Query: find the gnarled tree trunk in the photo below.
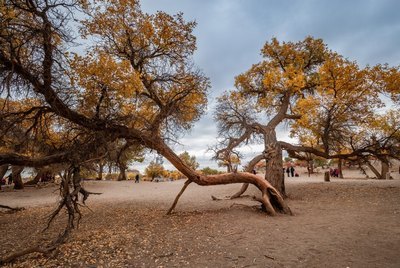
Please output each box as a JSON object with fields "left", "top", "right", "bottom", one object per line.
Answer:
{"left": 0, "top": 164, "right": 9, "bottom": 191}
{"left": 324, "top": 171, "right": 330, "bottom": 182}
{"left": 25, "top": 169, "right": 43, "bottom": 185}
{"left": 338, "top": 159, "right": 344, "bottom": 178}
{"left": 308, "top": 160, "right": 314, "bottom": 175}
{"left": 367, "top": 161, "right": 382, "bottom": 179}
{"left": 154, "top": 139, "right": 291, "bottom": 216}
{"left": 117, "top": 165, "right": 127, "bottom": 181}
{"left": 381, "top": 157, "right": 391, "bottom": 180}
{"left": 97, "top": 160, "right": 105, "bottom": 180}
{"left": 107, "top": 164, "right": 111, "bottom": 175}
{"left": 12, "top": 166, "right": 24, "bottom": 190}
{"left": 226, "top": 164, "right": 232, "bottom": 173}
{"left": 264, "top": 129, "right": 285, "bottom": 196}
{"left": 0, "top": 164, "right": 8, "bottom": 181}
{"left": 366, "top": 158, "right": 391, "bottom": 180}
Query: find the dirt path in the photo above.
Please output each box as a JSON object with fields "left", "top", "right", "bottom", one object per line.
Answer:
{"left": 1, "top": 170, "right": 400, "bottom": 267}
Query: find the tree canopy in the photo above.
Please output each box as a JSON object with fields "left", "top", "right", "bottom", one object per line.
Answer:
{"left": 179, "top": 151, "right": 199, "bottom": 171}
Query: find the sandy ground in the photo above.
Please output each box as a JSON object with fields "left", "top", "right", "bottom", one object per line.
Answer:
{"left": 1, "top": 168, "right": 400, "bottom": 267}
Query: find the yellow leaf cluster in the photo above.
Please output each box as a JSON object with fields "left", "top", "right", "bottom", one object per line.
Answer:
{"left": 71, "top": 52, "right": 144, "bottom": 118}
{"left": 235, "top": 37, "right": 328, "bottom": 114}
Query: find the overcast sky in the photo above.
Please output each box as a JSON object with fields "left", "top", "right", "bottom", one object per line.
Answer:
{"left": 135, "top": 0, "right": 400, "bottom": 172}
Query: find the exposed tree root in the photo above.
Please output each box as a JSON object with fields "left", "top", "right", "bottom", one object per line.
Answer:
{"left": 211, "top": 194, "right": 251, "bottom": 201}
{"left": 167, "top": 179, "right": 191, "bottom": 215}
{"left": 79, "top": 188, "right": 102, "bottom": 204}
{"left": 0, "top": 204, "right": 25, "bottom": 211}
{"left": 0, "top": 165, "right": 100, "bottom": 265}
{"left": 0, "top": 244, "right": 57, "bottom": 265}
{"left": 266, "top": 188, "right": 292, "bottom": 215}
{"left": 229, "top": 203, "right": 256, "bottom": 209}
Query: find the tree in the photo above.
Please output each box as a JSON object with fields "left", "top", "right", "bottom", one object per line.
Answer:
{"left": 216, "top": 37, "right": 328, "bottom": 195}
{"left": 201, "top": 167, "right": 221, "bottom": 175}
{"left": 145, "top": 161, "right": 166, "bottom": 181}
{"left": 165, "top": 170, "right": 185, "bottom": 180}
{"left": 179, "top": 151, "right": 199, "bottom": 170}
{"left": 104, "top": 140, "right": 145, "bottom": 181}
{"left": 217, "top": 154, "right": 241, "bottom": 172}
{"left": 313, "top": 157, "right": 328, "bottom": 168}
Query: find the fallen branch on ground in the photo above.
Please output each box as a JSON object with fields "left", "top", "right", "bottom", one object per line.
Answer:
{"left": 212, "top": 194, "right": 251, "bottom": 201}
{"left": 0, "top": 204, "right": 25, "bottom": 211}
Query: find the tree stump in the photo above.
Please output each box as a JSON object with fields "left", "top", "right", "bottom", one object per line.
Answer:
{"left": 324, "top": 171, "right": 330, "bottom": 182}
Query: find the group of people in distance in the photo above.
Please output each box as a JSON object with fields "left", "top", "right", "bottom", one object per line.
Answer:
{"left": 330, "top": 168, "right": 340, "bottom": 177}
{"left": 284, "top": 166, "right": 299, "bottom": 177}
{"left": 253, "top": 166, "right": 300, "bottom": 177}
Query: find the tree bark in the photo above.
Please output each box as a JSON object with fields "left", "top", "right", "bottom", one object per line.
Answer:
{"left": 365, "top": 158, "right": 391, "bottom": 180}
{"left": 25, "top": 169, "right": 43, "bottom": 185}
{"left": 226, "top": 164, "right": 232, "bottom": 173}
{"left": 264, "top": 129, "right": 285, "bottom": 196}
{"left": 0, "top": 204, "right": 25, "bottom": 211}
{"left": 0, "top": 165, "right": 8, "bottom": 179}
{"left": 309, "top": 160, "right": 314, "bottom": 174}
{"left": 307, "top": 160, "right": 314, "bottom": 177}
{"left": 324, "top": 171, "right": 330, "bottom": 182}
{"left": 107, "top": 163, "right": 112, "bottom": 175}
{"left": 97, "top": 160, "right": 105, "bottom": 180}
{"left": 12, "top": 166, "right": 24, "bottom": 190}
{"left": 117, "top": 165, "right": 127, "bottom": 181}
{"left": 380, "top": 157, "right": 391, "bottom": 180}
{"left": 338, "top": 159, "right": 344, "bottom": 178}
{"left": 0, "top": 245, "right": 56, "bottom": 265}
{"left": 367, "top": 161, "right": 382, "bottom": 179}
{"left": 0, "top": 165, "right": 8, "bottom": 188}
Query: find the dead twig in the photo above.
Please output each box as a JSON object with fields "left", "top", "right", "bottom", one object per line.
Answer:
{"left": 264, "top": 254, "right": 275, "bottom": 260}
{"left": 155, "top": 252, "right": 174, "bottom": 258}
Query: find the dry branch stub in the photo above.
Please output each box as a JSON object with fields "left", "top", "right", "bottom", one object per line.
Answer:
{"left": 324, "top": 171, "right": 330, "bottom": 182}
